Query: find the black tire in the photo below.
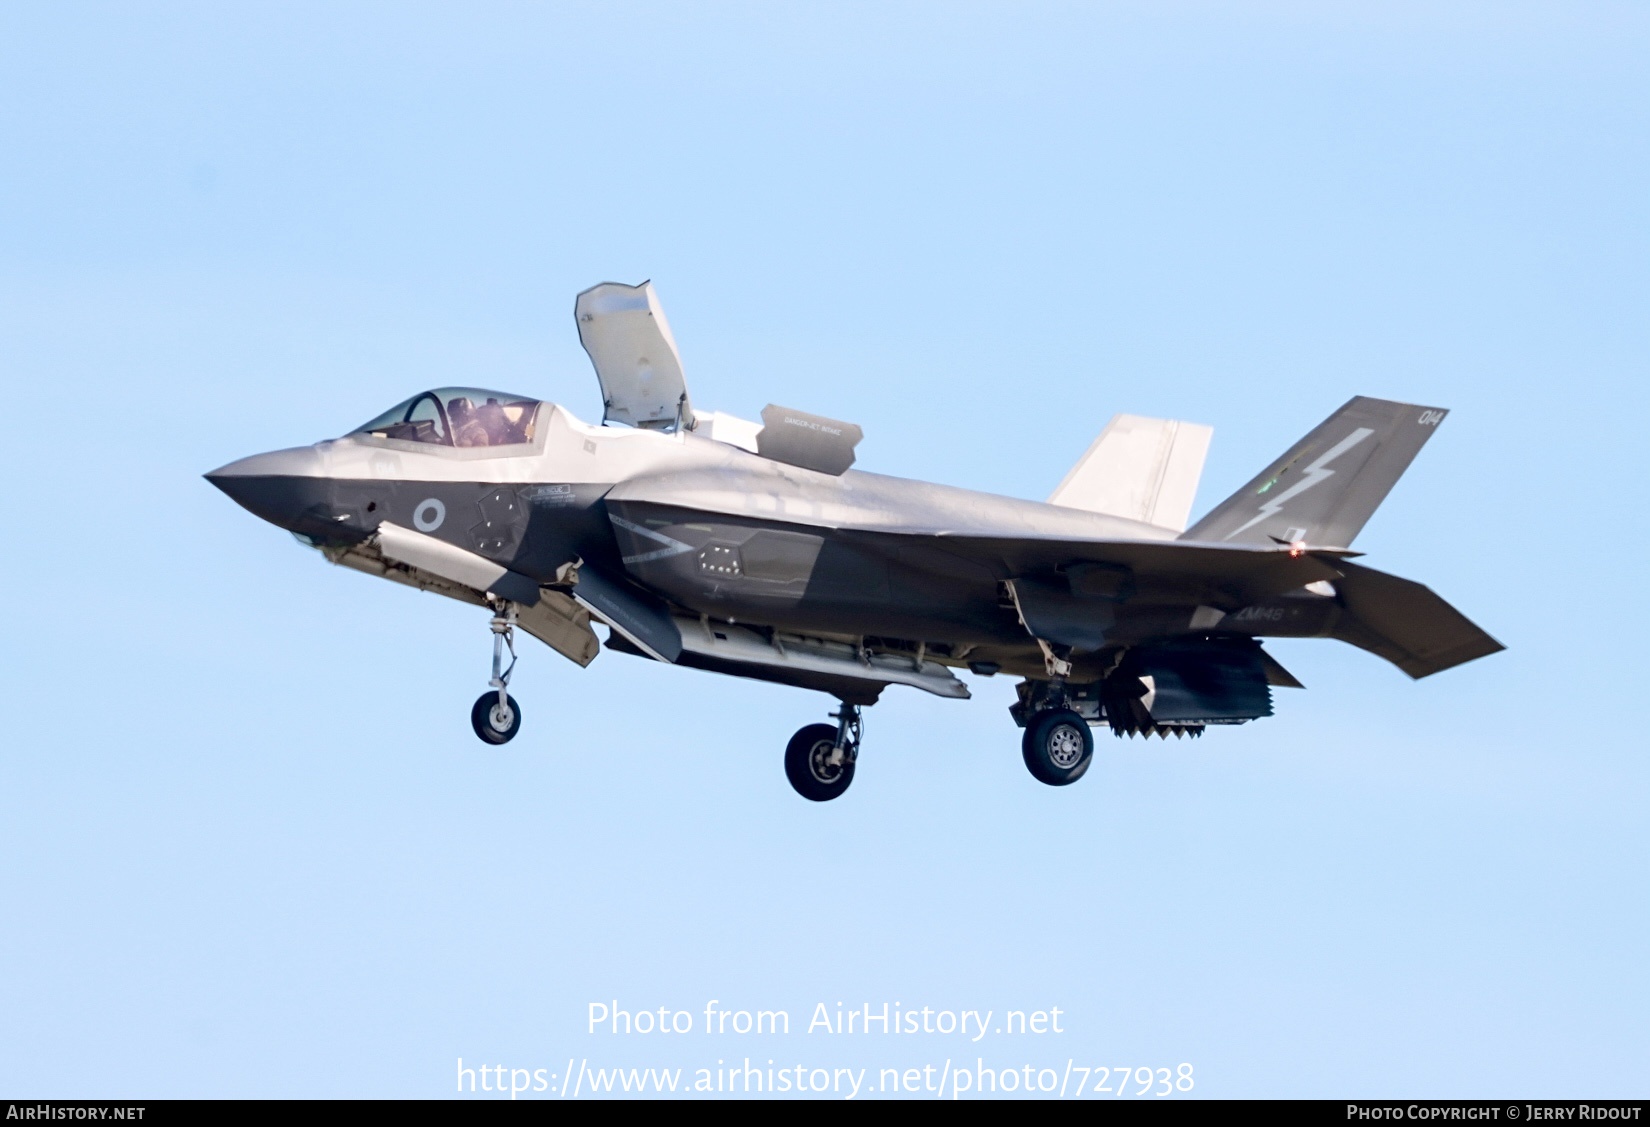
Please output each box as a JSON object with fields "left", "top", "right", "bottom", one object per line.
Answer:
{"left": 471, "top": 691, "right": 522, "bottom": 745}
{"left": 1022, "top": 709, "right": 1093, "bottom": 786}
{"left": 785, "top": 723, "right": 855, "bottom": 802}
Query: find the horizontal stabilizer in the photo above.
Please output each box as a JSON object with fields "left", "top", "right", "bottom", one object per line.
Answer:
{"left": 1049, "top": 414, "right": 1212, "bottom": 532}
{"left": 1329, "top": 560, "right": 1504, "bottom": 678}
{"left": 1184, "top": 396, "right": 1447, "bottom": 549}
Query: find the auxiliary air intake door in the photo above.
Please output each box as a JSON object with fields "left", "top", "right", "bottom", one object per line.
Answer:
{"left": 575, "top": 281, "right": 692, "bottom": 430}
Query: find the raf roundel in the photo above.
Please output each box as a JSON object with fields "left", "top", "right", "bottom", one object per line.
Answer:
{"left": 413, "top": 498, "right": 446, "bottom": 532}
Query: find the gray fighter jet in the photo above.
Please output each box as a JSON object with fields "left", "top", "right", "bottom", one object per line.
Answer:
{"left": 208, "top": 281, "right": 1502, "bottom": 801}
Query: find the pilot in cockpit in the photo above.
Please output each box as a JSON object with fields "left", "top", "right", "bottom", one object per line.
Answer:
{"left": 475, "top": 397, "right": 509, "bottom": 444}
{"left": 447, "top": 396, "right": 490, "bottom": 447}
{"left": 449, "top": 395, "right": 521, "bottom": 447}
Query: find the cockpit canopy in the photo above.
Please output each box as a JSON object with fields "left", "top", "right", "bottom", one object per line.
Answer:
{"left": 351, "top": 388, "right": 542, "bottom": 448}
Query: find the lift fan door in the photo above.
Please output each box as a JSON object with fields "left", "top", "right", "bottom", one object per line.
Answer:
{"left": 575, "top": 281, "right": 692, "bottom": 430}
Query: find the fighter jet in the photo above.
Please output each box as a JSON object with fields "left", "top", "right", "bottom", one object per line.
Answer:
{"left": 207, "top": 281, "right": 1502, "bottom": 801}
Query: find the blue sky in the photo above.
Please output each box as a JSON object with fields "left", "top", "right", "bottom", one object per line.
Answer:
{"left": 0, "top": 1, "right": 1645, "bottom": 1098}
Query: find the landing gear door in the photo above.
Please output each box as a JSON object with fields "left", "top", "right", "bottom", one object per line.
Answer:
{"left": 575, "top": 281, "right": 692, "bottom": 430}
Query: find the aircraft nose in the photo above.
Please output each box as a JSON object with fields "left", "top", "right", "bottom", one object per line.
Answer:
{"left": 205, "top": 446, "right": 346, "bottom": 537}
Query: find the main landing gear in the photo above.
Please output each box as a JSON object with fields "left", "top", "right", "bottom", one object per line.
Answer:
{"left": 785, "top": 704, "right": 862, "bottom": 802}
{"left": 471, "top": 602, "right": 523, "bottom": 745}
{"left": 1014, "top": 671, "right": 1094, "bottom": 787}
{"left": 1021, "top": 708, "right": 1093, "bottom": 786}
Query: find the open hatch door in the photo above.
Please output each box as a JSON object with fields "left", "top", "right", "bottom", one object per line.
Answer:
{"left": 575, "top": 281, "right": 692, "bottom": 430}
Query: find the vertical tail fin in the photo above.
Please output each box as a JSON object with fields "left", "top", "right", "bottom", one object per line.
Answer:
{"left": 1181, "top": 396, "right": 1447, "bottom": 548}
{"left": 1048, "top": 414, "right": 1213, "bottom": 532}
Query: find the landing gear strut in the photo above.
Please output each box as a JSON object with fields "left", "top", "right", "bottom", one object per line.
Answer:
{"left": 471, "top": 602, "right": 523, "bottom": 745}
{"left": 785, "top": 703, "right": 861, "bottom": 801}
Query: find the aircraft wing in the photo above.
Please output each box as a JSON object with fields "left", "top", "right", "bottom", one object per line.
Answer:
{"left": 609, "top": 493, "right": 1346, "bottom": 607}
{"left": 602, "top": 480, "right": 1504, "bottom": 680}
{"left": 847, "top": 534, "right": 1501, "bottom": 679}
{"left": 908, "top": 536, "right": 1499, "bottom": 677}
{"left": 842, "top": 529, "right": 1351, "bottom": 602}
{"left": 861, "top": 533, "right": 1350, "bottom": 651}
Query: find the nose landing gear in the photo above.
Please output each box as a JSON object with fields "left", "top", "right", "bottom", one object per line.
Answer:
{"left": 785, "top": 703, "right": 861, "bottom": 801}
{"left": 471, "top": 602, "right": 523, "bottom": 745}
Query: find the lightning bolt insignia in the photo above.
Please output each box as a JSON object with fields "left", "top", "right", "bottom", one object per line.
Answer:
{"left": 1225, "top": 427, "right": 1375, "bottom": 540}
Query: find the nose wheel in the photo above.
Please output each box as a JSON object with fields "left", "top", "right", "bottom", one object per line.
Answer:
{"left": 471, "top": 691, "right": 522, "bottom": 744}
{"left": 785, "top": 704, "right": 861, "bottom": 801}
{"left": 471, "top": 602, "right": 523, "bottom": 745}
